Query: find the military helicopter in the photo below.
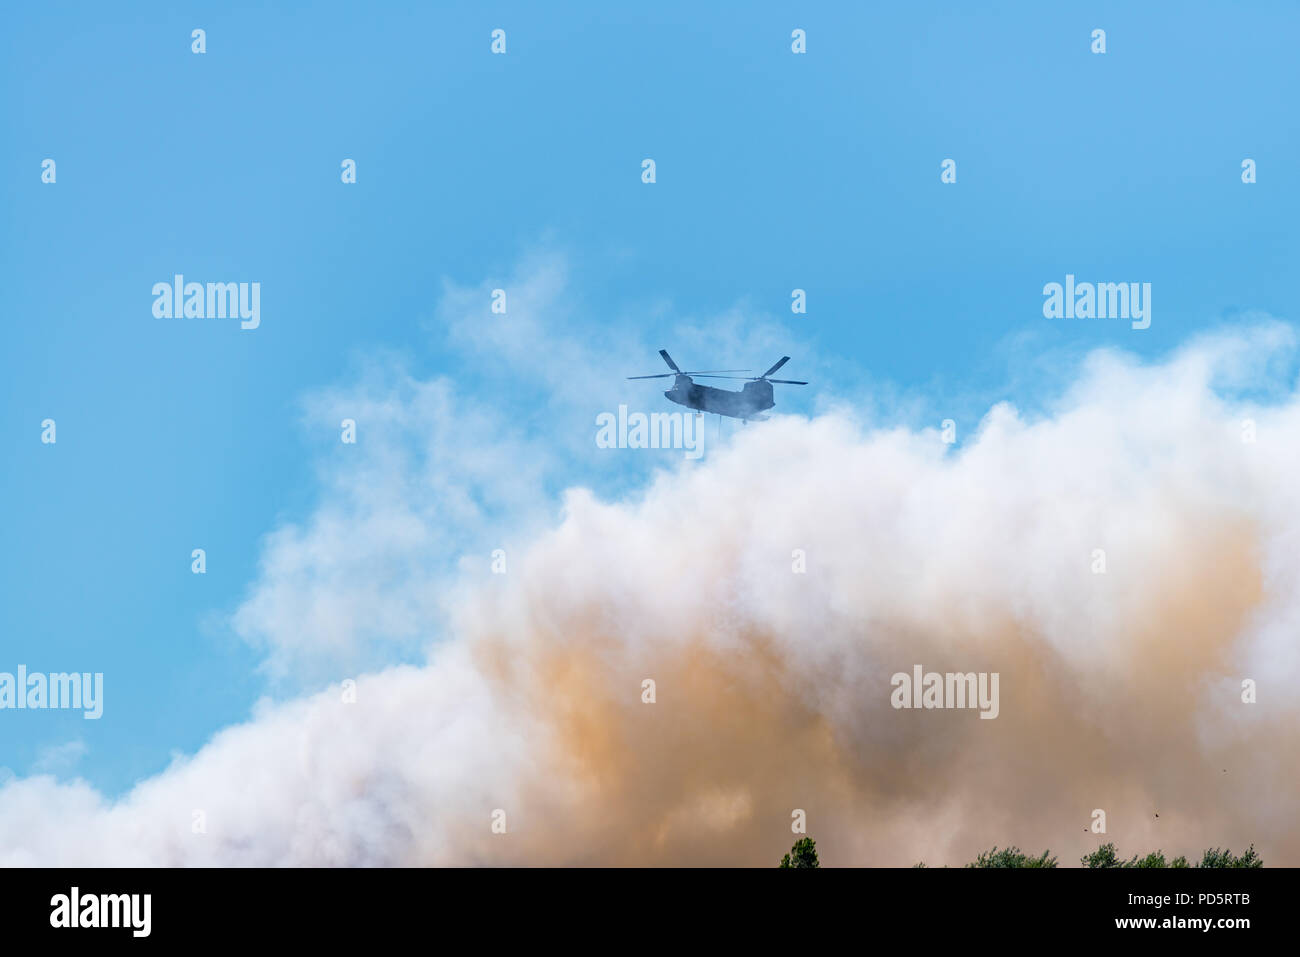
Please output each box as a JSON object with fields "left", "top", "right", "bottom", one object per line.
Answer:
{"left": 627, "top": 350, "right": 807, "bottom": 421}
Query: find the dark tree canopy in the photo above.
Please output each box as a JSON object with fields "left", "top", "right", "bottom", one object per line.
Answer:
{"left": 779, "top": 837, "right": 820, "bottom": 868}
{"left": 1197, "top": 845, "right": 1262, "bottom": 868}
{"left": 910, "top": 843, "right": 1262, "bottom": 868}
{"left": 1080, "top": 842, "right": 1260, "bottom": 868}
{"left": 967, "top": 846, "right": 1059, "bottom": 868}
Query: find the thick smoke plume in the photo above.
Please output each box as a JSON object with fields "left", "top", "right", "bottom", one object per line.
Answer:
{"left": 2, "top": 330, "right": 1298, "bottom": 866}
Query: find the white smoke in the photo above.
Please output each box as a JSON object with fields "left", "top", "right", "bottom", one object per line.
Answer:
{"left": 3, "top": 323, "right": 1298, "bottom": 866}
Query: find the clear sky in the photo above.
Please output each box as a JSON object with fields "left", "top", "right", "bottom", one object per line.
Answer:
{"left": 2, "top": 1, "right": 1297, "bottom": 795}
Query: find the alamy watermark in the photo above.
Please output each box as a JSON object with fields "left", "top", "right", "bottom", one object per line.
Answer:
{"left": 890, "top": 664, "right": 999, "bottom": 719}
{"left": 0, "top": 666, "right": 103, "bottom": 719}
{"left": 152, "top": 275, "right": 260, "bottom": 329}
{"left": 50, "top": 887, "right": 150, "bottom": 937}
{"left": 1043, "top": 274, "right": 1150, "bottom": 329}
{"left": 596, "top": 405, "right": 705, "bottom": 459}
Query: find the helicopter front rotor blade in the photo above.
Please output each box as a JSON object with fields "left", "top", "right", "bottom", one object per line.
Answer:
{"left": 766, "top": 378, "right": 807, "bottom": 385}
{"left": 760, "top": 356, "right": 791, "bottom": 378}
{"left": 658, "top": 350, "right": 682, "bottom": 373}
{"left": 627, "top": 373, "right": 675, "bottom": 379}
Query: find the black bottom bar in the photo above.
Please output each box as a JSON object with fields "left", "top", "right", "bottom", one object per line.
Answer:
{"left": 1, "top": 866, "right": 1291, "bottom": 943}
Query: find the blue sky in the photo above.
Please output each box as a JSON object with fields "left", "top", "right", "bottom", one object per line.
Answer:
{"left": 2, "top": 1, "right": 1297, "bottom": 795}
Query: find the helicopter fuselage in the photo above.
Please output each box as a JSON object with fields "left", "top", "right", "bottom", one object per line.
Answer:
{"left": 665, "top": 374, "right": 774, "bottom": 421}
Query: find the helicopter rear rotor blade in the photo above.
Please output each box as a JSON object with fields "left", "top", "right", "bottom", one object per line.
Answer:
{"left": 766, "top": 378, "right": 807, "bottom": 385}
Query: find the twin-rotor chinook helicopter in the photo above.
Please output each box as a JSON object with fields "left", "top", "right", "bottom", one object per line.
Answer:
{"left": 628, "top": 350, "right": 807, "bottom": 421}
